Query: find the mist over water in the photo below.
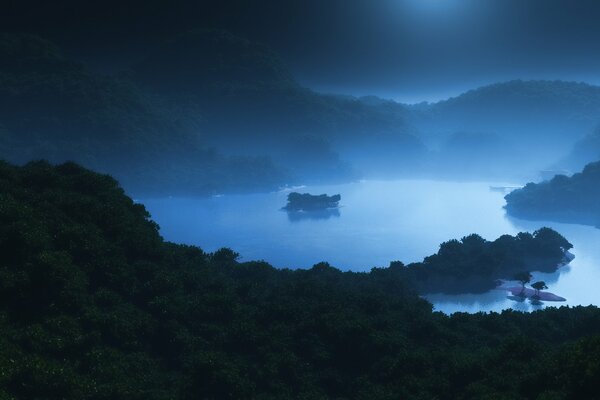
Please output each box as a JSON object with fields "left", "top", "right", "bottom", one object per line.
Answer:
{"left": 3, "top": 1, "right": 600, "bottom": 317}
{"left": 144, "top": 180, "right": 513, "bottom": 269}
{"left": 5, "top": 2, "right": 600, "bottom": 397}
{"left": 144, "top": 179, "right": 600, "bottom": 314}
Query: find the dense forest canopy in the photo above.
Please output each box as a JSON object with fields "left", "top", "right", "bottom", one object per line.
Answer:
{"left": 2, "top": 31, "right": 600, "bottom": 194}
{"left": 408, "top": 80, "right": 600, "bottom": 178}
{"left": 0, "top": 32, "right": 424, "bottom": 193}
{"left": 283, "top": 192, "right": 341, "bottom": 211}
{"left": 406, "top": 229, "right": 572, "bottom": 294}
{"left": 505, "top": 160, "right": 600, "bottom": 227}
{"left": 2, "top": 2, "right": 600, "bottom": 398}
{"left": 0, "top": 33, "right": 288, "bottom": 196}
{"left": 0, "top": 161, "right": 597, "bottom": 399}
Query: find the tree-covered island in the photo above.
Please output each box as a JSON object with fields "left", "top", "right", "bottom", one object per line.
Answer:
{"left": 283, "top": 192, "right": 341, "bottom": 211}
{"left": 403, "top": 229, "right": 573, "bottom": 294}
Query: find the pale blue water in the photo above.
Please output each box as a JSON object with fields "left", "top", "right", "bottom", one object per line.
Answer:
{"left": 142, "top": 180, "right": 600, "bottom": 314}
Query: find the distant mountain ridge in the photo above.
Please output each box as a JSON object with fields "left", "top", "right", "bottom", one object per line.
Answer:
{"left": 433, "top": 79, "right": 600, "bottom": 106}
{"left": 0, "top": 33, "right": 289, "bottom": 195}
{"left": 409, "top": 79, "right": 600, "bottom": 138}
{"left": 2, "top": 30, "right": 600, "bottom": 190}
{"left": 402, "top": 79, "right": 600, "bottom": 179}
{"left": 0, "top": 31, "right": 425, "bottom": 191}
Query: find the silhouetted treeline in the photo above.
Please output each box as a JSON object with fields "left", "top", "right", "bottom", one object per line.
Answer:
{"left": 405, "top": 229, "right": 572, "bottom": 294}
{"left": 7, "top": 30, "right": 600, "bottom": 195}
{"left": 129, "top": 29, "right": 422, "bottom": 181}
{"left": 505, "top": 160, "right": 600, "bottom": 227}
{"left": 0, "top": 32, "right": 426, "bottom": 193}
{"left": 0, "top": 160, "right": 598, "bottom": 399}
{"left": 409, "top": 80, "right": 600, "bottom": 179}
{"left": 0, "top": 33, "right": 289, "bottom": 196}
{"left": 283, "top": 192, "right": 341, "bottom": 211}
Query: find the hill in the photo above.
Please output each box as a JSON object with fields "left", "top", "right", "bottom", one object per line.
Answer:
{"left": 0, "top": 32, "right": 428, "bottom": 191}
{"left": 505, "top": 160, "right": 600, "bottom": 227}
{"left": 415, "top": 80, "right": 600, "bottom": 139}
{"left": 0, "top": 160, "right": 599, "bottom": 398}
{"left": 4, "top": 31, "right": 600, "bottom": 190}
{"left": 559, "top": 127, "right": 600, "bottom": 171}
{"left": 409, "top": 80, "right": 600, "bottom": 179}
{"left": 0, "top": 33, "right": 288, "bottom": 196}
{"left": 131, "top": 30, "right": 425, "bottom": 179}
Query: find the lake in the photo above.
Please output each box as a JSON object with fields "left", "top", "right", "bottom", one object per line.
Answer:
{"left": 142, "top": 179, "right": 600, "bottom": 314}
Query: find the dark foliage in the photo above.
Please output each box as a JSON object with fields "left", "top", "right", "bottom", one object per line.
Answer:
{"left": 0, "top": 32, "right": 426, "bottom": 192}
{"left": 408, "top": 80, "right": 600, "bottom": 179}
{"left": 413, "top": 80, "right": 600, "bottom": 136}
{"left": 0, "top": 33, "right": 288, "bottom": 196}
{"left": 131, "top": 30, "right": 422, "bottom": 182}
{"left": 283, "top": 192, "right": 341, "bottom": 211}
{"left": 0, "top": 161, "right": 598, "bottom": 399}
{"left": 406, "top": 230, "right": 572, "bottom": 294}
{"left": 505, "top": 160, "right": 600, "bottom": 227}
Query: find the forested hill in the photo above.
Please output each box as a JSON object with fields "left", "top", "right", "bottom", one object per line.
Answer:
{"left": 0, "top": 33, "right": 288, "bottom": 196}
{"left": 130, "top": 30, "right": 424, "bottom": 176}
{"left": 3, "top": 30, "right": 600, "bottom": 192}
{"left": 130, "top": 29, "right": 413, "bottom": 141}
{"left": 505, "top": 160, "right": 600, "bottom": 227}
{"left": 406, "top": 80, "right": 600, "bottom": 179}
{"left": 0, "top": 31, "right": 427, "bottom": 192}
{"left": 412, "top": 80, "right": 600, "bottom": 138}
{"left": 1, "top": 160, "right": 599, "bottom": 399}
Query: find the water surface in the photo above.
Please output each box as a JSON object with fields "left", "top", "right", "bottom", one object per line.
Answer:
{"left": 143, "top": 180, "right": 600, "bottom": 314}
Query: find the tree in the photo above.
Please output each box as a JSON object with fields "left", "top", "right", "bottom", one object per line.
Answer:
{"left": 513, "top": 271, "right": 532, "bottom": 296}
{"left": 531, "top": 281, "right": 548, "bottom": 299}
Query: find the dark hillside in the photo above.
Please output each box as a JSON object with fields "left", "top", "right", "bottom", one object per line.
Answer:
{"left": 416, "top": 80, "right": 600, "bottom": 139}
{"left": 505, "top": 160, "right": 600, "bottom": 227}
{"left": 0, "top": 161, "right": 598, "bottom": 399}
{"left": 132, "top": 30, "right": 424, "bottom": 178}
{"left": 0, "top": 32, "right": 425, "bottom": 191}
{"left": 0, "top": 34, "right": 288, "bottom": 195}
{"left": 409, "top": 80, "right": 600, "bottom": 177}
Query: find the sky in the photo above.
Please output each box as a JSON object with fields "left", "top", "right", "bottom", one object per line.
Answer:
{"left": 254, "top": 0, "right": 600, "bottom": 102}
{"left": 5, "top": 0, "right": 600, "bottom": 103}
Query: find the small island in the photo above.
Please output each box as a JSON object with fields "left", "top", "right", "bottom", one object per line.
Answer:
{"left": 283, "top": 192, "right": 341, "bottom": 211}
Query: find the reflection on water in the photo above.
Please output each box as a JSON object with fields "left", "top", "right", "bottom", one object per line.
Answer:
{"left": 143, "top": 179, "right": 600, "bottom": 314}
{"left": 431, "top": 216, "right": 600, "bottom": 314}
{"left": 506, "top": 295, "right": 527, "bottom": 303}
{"left": 427, "top": 289, "right": 548, "bottom": 314}
{"left": 286, "top": 208, "right": 340, "bottom": 222}
{"left": 535, "top": 265, "right": 570, "bottom": 285}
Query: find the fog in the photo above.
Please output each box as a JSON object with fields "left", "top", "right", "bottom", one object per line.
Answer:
{"left": 2, "top": 1, "right": 600, "bottom": 312}
{"left": 6, "top": 0, "right": 600, "bottom": 100}
{"left": 143, "top": 179, "right": 600, "bottom": 313}
{"left": 7, "top": 3, "right": 600, "bottom": 397}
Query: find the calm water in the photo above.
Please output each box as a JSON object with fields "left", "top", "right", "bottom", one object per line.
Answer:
{"left": 143, "top": 180, "right": 600, "bottom": 314}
